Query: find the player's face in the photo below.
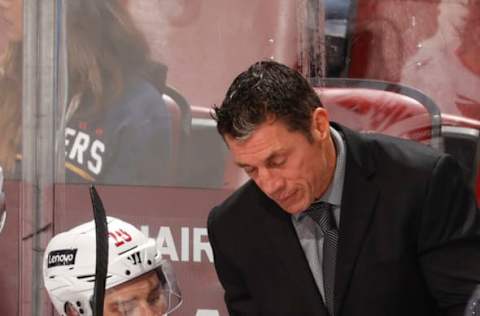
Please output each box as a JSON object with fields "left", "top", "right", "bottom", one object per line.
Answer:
{"left": 0, "top": 0, "right": 23, "bottom": 42}
{"left": 104, "top": 271, "right": 167, "bottom": 316}
{"left": 226, "top": 108, "right": 336, "bottom": 214}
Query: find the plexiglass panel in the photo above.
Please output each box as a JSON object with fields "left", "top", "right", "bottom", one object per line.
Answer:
{"left": 1, "top": 0, "right": 479, "bottom": 315}
{"left": 50, "top": 1, "right": 307, "bottom": 316}
{"left": 0, "top": 0, "right": 24, "bottom": 314}
{"left": 346, "top": 0, "right": 480, "bottom": 120}
{"left": 0, "top": 0, "right": 22, "bottom": 180}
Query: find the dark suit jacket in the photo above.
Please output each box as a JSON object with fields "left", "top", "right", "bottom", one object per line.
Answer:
{"left": 207, "top": 124, "right": 480, "bottom": 316}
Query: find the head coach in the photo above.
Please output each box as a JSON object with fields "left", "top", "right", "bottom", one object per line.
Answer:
{"left": 207, "top": 60, "right": 480, "bottom": 316}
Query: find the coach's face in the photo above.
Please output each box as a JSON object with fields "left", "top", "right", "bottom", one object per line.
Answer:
{"left": 226, "top": 108, "right": 337, "bottom": 214}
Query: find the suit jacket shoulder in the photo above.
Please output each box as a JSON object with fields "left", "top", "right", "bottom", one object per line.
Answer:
{"left": 334, "top": 122, "right": 443, "bottom": 174}
{"left": 208, "top": 179, "right": 288, "bottom": 248}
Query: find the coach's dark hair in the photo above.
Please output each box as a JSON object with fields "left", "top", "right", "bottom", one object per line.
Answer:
{"left": 212, "top": 60, "right": 322, "bottom": 141}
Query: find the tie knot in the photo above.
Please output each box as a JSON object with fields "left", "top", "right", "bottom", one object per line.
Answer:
{"left": 305, "top": 201, "right": 337, "bottom": 232}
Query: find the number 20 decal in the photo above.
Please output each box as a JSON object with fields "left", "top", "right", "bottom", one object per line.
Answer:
{"left": 108, "top": 229, "right": 132, "bottom": 247}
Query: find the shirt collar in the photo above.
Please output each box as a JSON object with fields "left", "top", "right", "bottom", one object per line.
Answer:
{"left": 318, "top": 126, "right": 345, "bottom": 206}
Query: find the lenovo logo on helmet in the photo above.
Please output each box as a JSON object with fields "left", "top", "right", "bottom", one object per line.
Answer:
{"left": 47, "top": 249, "right": 78, "bottom": 268}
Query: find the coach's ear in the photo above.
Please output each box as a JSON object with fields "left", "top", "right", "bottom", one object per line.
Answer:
{"left": 311, "top": 107, "right": 330, "bottom": 141}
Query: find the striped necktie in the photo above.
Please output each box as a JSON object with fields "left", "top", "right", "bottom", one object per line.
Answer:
{"left": 306, "top": 201, "right": 338, "bottom": 316}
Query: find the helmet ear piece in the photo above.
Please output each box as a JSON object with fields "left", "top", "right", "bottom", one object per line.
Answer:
{"left": 64, "top": 301, "right": 81, "bottom": 316}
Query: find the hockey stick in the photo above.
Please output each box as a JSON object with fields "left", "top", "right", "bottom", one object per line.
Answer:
{"left": 90, "top": 186, "right": 109, "bottom": 316}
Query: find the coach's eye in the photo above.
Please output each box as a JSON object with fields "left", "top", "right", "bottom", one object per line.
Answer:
{"left": 268, "top": 157, "right": 286, "bottom": 168}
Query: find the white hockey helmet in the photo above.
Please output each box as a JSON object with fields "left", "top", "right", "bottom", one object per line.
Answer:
{"left": 43, "top": 216, "right": 182, "bottom": 315}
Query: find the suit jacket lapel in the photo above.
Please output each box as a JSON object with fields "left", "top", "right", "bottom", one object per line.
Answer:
{"left": 261, "top": 196, "right": 329, "bottom": 315}
{"left": 333, "top": 124, "right": 380, "bottom": 316}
